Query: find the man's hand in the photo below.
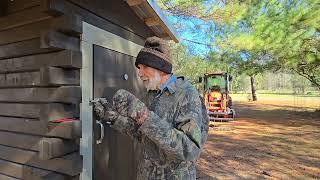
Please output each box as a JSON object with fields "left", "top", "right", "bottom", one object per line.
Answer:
{"left": 103, "top": 109, "right": 120, "bottom": 123}
{"left": 91, "top": 98, "right": 107, "bottom": 120}
{"left": 91, "top": 98, "right": 119, "bottom": 124}
{"left": 112, "top": 89, "right": 149, "bottom": 125}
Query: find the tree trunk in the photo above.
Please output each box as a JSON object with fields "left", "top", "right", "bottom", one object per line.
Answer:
{"left": 250, "top": 75, "right": 257, "bottom": 101}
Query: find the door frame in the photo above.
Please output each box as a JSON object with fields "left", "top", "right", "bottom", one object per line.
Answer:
{"left": 80, "top": 22, "right": 143, "bottom": 180}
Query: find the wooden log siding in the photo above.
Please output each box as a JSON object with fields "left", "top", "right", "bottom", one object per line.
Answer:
{"left": 68, "top": 0, "right": 154, "bottom": 37}
{"left": 41, "top": 30, "right": 80, "bottom": 52}
{"left": 0, "top": 50, "right": 82, "bottom": 73}
{"left": 0, "top": 0, "right": 101, "bottom": 179}
{"left": 0, "top": 145, "right": 82, "bottom": 176}
{"left": 0, "top": 67, "right": 80, "bottom": 88}
{"left": 0, "top": 5, "right": 51, "bottom": 32}
{"left": 42, "top": 0, "right": 146, "bottom": 45}
{"left": 0, "top": 38, "right": 59, "bottom": 60}
{"left": 7, "top": 0, "right": 41, "bottom": 15}
{"left": 0, "top": 32, "right": 80, "bottom": 60}
{"left": 0, "top": 174, "right": 19, "bottom": 180}
{"left": 0, "top": 15, "right": 82, "bottom": 45}
{"left": 0, "top": 159, "right": 72, "bottom": 180}
{"left": 0, "top": 18, "right": 52, "bottom": 46}
{"left": 38, "top": 138, "right": 79, "bottom": 160}
{"left": 0, "top": 131, "right": 42, "bottom": 151}
{"left": 0, "top": 0, "right": 157, "bottom": 178}
{"left": 0, "top": 131, "right": 79, "bottom": 159}
{"left": 0, "top": 117, "right": 81, "bottom": 139}
{"left": 0, "top": 103, "right": 79, "bottom": 121}
{"left": 40, "top": 67, "right": 80, "bottom": 86}
{"left": 0, "top": 86, "right": 81, "bottom": 104}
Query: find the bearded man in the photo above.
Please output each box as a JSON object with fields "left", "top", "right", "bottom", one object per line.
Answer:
{"left": 92, "top": 36, "right": 208, "bottom": 180}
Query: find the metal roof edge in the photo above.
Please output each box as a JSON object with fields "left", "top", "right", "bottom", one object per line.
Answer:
{"left": 145, "top": 0, "right": 179, "bottom": 43}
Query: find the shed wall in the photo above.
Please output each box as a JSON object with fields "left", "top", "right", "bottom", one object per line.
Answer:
{"left": 0, "top": 0, "right": 154, "bottom": 179}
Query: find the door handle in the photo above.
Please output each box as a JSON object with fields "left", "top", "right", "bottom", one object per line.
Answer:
{"left": 96, "top": 120, "right": 104, "bottom": 144}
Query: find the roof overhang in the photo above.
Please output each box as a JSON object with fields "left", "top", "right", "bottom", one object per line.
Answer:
{"left": 125, "top": 0, "right": 179, "bottom": 43}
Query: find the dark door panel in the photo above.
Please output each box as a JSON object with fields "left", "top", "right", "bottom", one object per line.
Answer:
{"left": 93, "top": 45, "right": 144, "bottom": 180}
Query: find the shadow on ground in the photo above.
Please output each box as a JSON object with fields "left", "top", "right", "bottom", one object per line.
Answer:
{"left": 197, "top": 101, "right": 320, "bottom": 179}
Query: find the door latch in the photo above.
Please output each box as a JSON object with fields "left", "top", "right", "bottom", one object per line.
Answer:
{"left": 96, "top": 120, "right": 104, "bottom": 144}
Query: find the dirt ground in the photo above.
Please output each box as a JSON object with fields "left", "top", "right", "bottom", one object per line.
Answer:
{"left": 196, "top": 100, "right": 320, "bottom": 179}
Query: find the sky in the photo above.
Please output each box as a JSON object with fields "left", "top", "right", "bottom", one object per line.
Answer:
{"left": 168, "top": 15, "right": 215, "bottom": 56}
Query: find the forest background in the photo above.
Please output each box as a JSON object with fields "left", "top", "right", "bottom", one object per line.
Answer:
{"left": 156, "top": 0, "right": 319, "bottom": 103}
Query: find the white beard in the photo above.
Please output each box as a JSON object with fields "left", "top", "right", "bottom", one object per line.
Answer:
{"left": 145, "top": 71, "right": 161, "bottom": 91}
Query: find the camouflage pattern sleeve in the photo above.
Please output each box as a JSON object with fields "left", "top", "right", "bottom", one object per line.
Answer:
{"left": 105, "top": 110, "right": 142, "bottom": 141}
{"left": 139, "top": 89, "right": 203, "bottom": 161}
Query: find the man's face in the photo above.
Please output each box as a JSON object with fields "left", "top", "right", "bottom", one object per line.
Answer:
{"left": 137, "top": 64, "right": 161, "bottom": 91}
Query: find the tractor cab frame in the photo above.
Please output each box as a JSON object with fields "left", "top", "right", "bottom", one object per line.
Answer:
{"left": 199, "top": 72, "right": 235, "bottom": 121}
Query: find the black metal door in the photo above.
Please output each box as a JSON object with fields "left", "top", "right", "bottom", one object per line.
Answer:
{"left": 93, "top": 45, "right": 144, "bottom": 180}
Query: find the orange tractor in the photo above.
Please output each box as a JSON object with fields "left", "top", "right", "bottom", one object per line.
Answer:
{"left": 199, "top": 72, "right": 235, "bottom": 121}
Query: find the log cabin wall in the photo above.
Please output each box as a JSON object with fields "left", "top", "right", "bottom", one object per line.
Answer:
{"left": 0, "top": 0, "right": 82, "bottom": 179}
{"left": 0, "top": 0, "right": 154, "bottom": 179}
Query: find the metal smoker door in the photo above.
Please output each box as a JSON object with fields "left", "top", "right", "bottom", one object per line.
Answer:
{"left": 93, "top": 45, "right": 144, "bottom": 180}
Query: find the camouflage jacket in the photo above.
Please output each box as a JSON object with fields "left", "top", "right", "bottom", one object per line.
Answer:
{"left": 111, "top": 76, "right": 208, "bottom": 180}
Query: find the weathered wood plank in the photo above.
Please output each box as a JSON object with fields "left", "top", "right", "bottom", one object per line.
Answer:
{"left": 39, "top": 138, "right": 78, "bottom": 160}
{"left": 0, "top": 31, "right": 79, "bottom": 60}
{"left": 43, "top": 0, "right": 146, "bottom": 45}
{"left": 0, "top": 117, "right": 81, "bottom": 139}
{"left": 40, "top": 67, "right": 80, "bottom": 86}
{"left": 52, "top": 14, "right": 83, "bottom": 36}
{"left": 0, "top": 159, "right": 25, "bottom": 179}
{"left": 40, "top": 172, "right": 68, "bottom": 180}
{"left": 0, "top": 5, "right": 51, "bottom": 31}
{"left": 7, "top": 0, "right": 41, "bottom": 14}
{"left": 0, "top": 131, "right": 40, "bottom": 151}
{"left": 127, "top": 0, "right": 144, "bottom": 6}
{"left": 47, "top": 121, "right": 81, "bottom": 139}
{"left": 0, "top": 86, "right": 81, "bottom": 104}
{"left": 0, "top": 38, "right": 59, "bottom": 60}
{"left": 40, "top": 103, "right": 79, "bottom": 122}
{"left": 0, "top": 71, "right": 42, "bottom": 88}
{"left": 0, "top": 145, "right": 82, "bottom": 176}
{"left": 0, "top": 103, "right": 41, "bottom": 118}
{"left": 0, "top": 15, "right": 82, "bottom": 45}
{"left": 0, "top": 68, "right": 80, "bottom": 88}
{"left": 0, "top": 50, "right": 82, "bottom": 73}
{"left": 0, "top": 117, "right": 46, "bottom": 134}
{"left": 0, "top": 159, "right": 69, "bottom": 180}
{"left": 145, "top": 17, "right": 160, "bottom": 26}
{"left": 0, "top": 174, "right": 19, "bottom": 180}
{"left": 40, "top": 0, "right": 65, "bottom": 16}
{"left": 41, "top": 30, "right": 80, "bottom": 52}
{"left": 0, "top": 131, "right": 79, "bottom": 159}
{"left": 0, "top": 103, "right": 79, "bottom": 122}
{"left": 0, "top": 18, "right": 52, "bottom": 46}
{"left": 68, "top": 0, "right": 154, "bottom": 40}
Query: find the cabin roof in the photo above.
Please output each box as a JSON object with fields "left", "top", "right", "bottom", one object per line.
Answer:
{"left": 125, "top": 0, "right": 179, "bottom": 42}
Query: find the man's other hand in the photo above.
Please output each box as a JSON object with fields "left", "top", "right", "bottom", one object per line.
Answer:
{"left": 112, "top": 89, "right": 149, "bottom": 125}
{"left": 91, "top": 98, "right": 105, "bottom": 120}
{"left": 91, "top": 98, "right": 121, "bottom": 124}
